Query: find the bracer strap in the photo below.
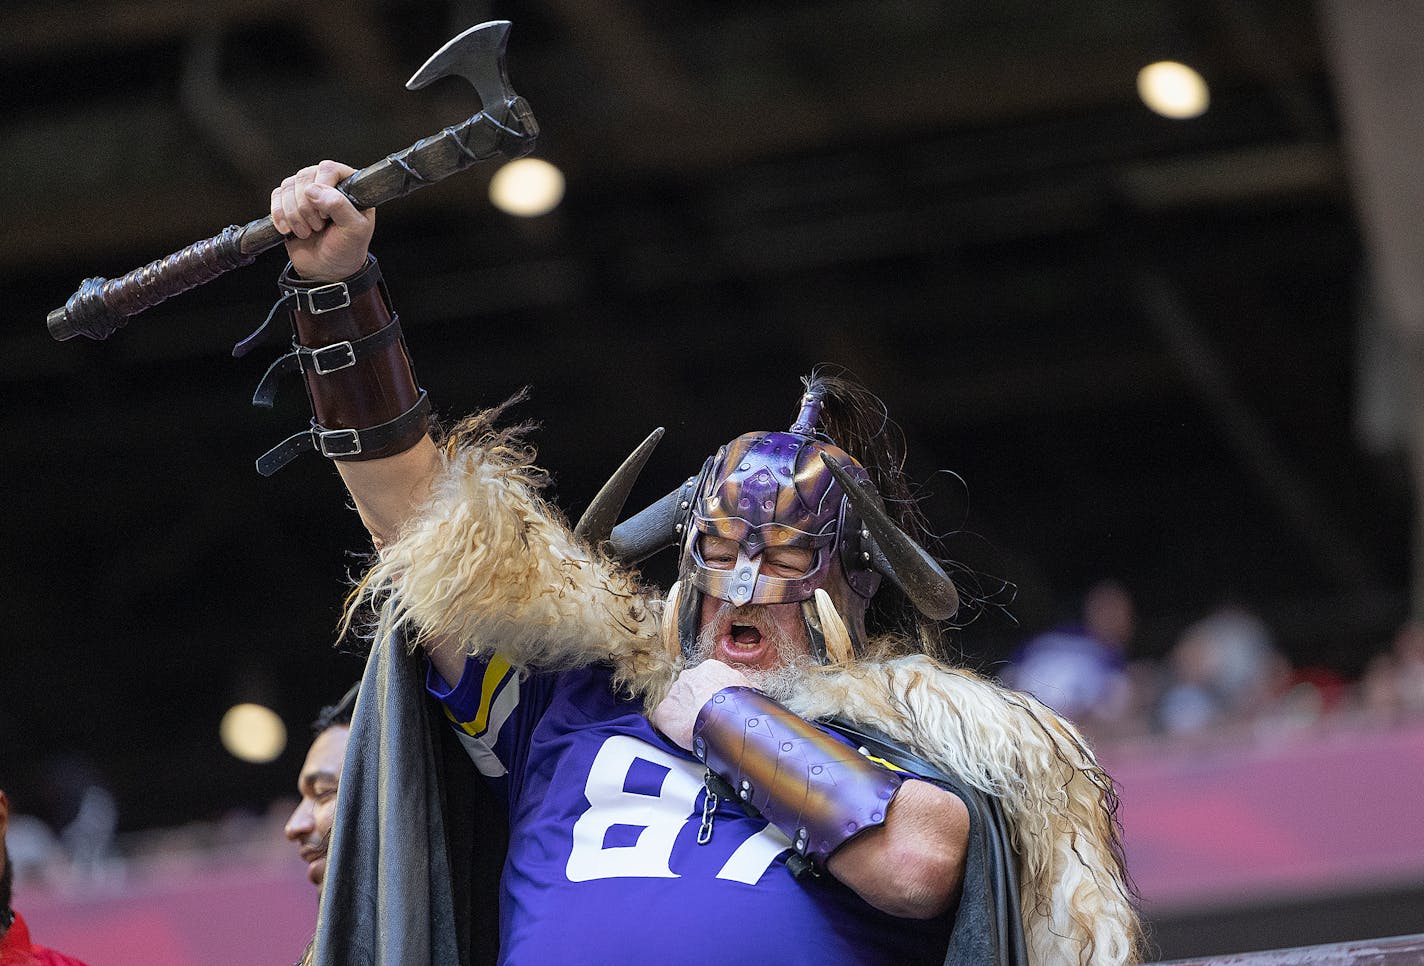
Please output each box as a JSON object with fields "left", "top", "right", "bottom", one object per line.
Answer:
{"left": 250, "top": 316, "right": 407, "bottom": 408}
{"left": 692, "top": 686, "right": 904, "bottom": 874}
{"left": 232, "top": 256, "right": 388, "bottom": 358}
{"left": 256, "top": 390, "right": 431, "bottom": 476}
{"left": 244, "top": 254, "right": 430, "bottom": 474}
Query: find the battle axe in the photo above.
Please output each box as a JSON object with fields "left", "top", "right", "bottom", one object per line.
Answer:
{"left": 47, "top": 20, "right": 537, "bottom": 342}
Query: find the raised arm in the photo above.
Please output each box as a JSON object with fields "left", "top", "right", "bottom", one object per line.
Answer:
{"left": 266, "top": 160, "right": 662, "bottom": 691}
{"left": 267, "top": 159, "right": 442, "bottom": 535}
{"left": 269, "top": 160, "right": 457, "bottom": 680}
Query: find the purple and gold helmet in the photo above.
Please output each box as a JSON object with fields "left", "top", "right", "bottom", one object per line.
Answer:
{"left": 575, "top": 385, "right": 958, "bottom": 662}
{"left": 682, "top": 430, "right": 880, "bottom": 608}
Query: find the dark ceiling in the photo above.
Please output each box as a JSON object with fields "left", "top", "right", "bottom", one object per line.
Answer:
{"left": 2, "top": 0, "right": 1406, "bottom": 831}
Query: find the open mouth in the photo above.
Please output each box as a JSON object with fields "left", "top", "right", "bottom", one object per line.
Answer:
{"left": 716, "top": 619, "right": 772, "bottom": 666}
{"left": 730, "top": 624, "right": 763, "bottom": 647}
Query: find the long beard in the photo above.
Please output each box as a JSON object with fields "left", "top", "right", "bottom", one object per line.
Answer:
{"left": 688, "top": 601, "right": 816, "bottom": 703}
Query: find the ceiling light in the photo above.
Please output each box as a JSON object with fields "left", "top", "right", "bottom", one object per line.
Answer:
{"left": 220, "top": 703, "right": 287, "bottom": 764}
{"left": 489, "top": 158, "right": 565, "bottom": 217}
{"left": 1137, "top": 61, "right": 1210, "bottom": 120}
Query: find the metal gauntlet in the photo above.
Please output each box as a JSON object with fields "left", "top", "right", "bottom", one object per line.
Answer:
{"left": 692, "top": 686, "right": 903, "bottom": 870}
{"left": 236, "top": 254, "right": 431, "bottom": 475}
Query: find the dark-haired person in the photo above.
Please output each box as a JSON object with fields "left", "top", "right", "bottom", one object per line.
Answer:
{"left": 257, "top": 161, "right": 1142, "bottom": 965}
{"left": 0, "top": 790, "right": 88, "bottom": 966}
{"left": 285, "top": 684, "right": 358, "bottom": 889}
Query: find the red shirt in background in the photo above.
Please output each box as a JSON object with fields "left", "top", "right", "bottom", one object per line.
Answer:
{"left": 0, "top": 912, "right": 89, "bottom": 966}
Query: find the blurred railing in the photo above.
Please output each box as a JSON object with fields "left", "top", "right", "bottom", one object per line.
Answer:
{"left": 1155, "top": 933, "right": 1424, "bottom": 964}
{"left": 1103, "top": 718, "right": 1424, "bottom": 911}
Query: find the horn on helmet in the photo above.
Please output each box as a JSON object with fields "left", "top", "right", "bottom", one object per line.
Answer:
{"left": 573, "top": 428, "right": 664, "bottom": 548}
{"left": 820, "top": 453, "right": 959, "bottom": 621}
{"left": 606, "top": 484, "right": 693, "bottom": 563}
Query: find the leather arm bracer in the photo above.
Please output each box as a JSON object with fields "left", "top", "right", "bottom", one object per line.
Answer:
{"left": 692, "top": 686, "right": 904, "bottom": 870}
{"left": 243, "top": 255, "right": 430, "bottom": 475}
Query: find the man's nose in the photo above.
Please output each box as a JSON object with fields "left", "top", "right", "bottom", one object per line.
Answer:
{"left": 285, "top": 799, "right": 314, "bottom": 840}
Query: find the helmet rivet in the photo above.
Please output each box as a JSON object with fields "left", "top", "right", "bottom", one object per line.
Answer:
{"left": 861, "top": 551, "right": 871, "bottom": 562}
{"left": 680, "top": 500, "right": 690, "bottom": 510}
{"left": 739, "top": 462, "right": 751, "bottom": 471}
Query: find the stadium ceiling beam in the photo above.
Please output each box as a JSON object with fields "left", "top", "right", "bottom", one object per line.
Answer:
{"left": 1322, "top": 0, "right": 1424, "bottom": 617}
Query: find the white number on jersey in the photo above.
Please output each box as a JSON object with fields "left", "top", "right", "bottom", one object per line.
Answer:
{"left": 565, "top": 735, "right": 791, "bottom": 883}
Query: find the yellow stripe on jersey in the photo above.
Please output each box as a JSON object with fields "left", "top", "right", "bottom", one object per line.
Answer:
{"left": 443, "top": 655, "right": 515, "bottom": 738}
{"left": 859, "top": 750, "right": 909, "bottom": 773}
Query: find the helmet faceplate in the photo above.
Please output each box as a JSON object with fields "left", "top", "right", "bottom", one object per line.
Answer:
{"left": 682, "top": 431, "right": 882, "bottom": 606}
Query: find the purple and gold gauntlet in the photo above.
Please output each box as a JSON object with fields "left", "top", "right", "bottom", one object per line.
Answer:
{"left": 693, "top": 686, "right": 903, "bottom": 869}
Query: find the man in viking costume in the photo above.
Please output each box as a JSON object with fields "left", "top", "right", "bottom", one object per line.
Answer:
{"left": 260, "top": 161, "right": 1142, "bottom": 965}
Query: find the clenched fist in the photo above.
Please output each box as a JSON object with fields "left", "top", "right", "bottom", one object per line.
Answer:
{"left": 650, "top": 660, "right": 755, "bottom": 751}
{"left": 270, "top": 160, "right": 375, "bottom": 281}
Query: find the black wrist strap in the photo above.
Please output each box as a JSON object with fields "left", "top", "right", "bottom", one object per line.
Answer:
{"left": 231, "top": 255, "right": 385, "bottom": 359}
{"left": 255, "top": 390, "right": 431, "bottom": 477}
{"left": 250, "top": 315, "right": 406, "bottom": 408}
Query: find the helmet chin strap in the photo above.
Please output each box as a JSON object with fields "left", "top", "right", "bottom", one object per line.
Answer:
{"left": 799, "top": 598, "right": 830, "bottom": 665}
{"left": 674, "top": 577, "right": 703, "bottom": 662}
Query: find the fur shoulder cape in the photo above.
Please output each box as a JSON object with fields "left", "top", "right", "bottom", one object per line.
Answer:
{"left": 350, "top": 411, "right": 1142, "bottom": 966}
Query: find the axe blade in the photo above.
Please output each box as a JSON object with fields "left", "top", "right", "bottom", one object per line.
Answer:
{"left": 406, "top": 20, "right": 513, "bottom": 116}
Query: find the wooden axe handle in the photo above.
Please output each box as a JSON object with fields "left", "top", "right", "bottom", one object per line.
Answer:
{"left": 47, "top": 97, "right": 537, "bottom": 342}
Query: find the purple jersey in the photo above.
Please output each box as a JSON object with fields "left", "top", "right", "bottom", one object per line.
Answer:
{"left": 428, "top": 658, "right": 952, "bottom": 965}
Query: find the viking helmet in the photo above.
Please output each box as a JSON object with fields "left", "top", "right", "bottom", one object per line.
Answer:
{"left": 575, "top": 383, "right": 957, "bottom": 663}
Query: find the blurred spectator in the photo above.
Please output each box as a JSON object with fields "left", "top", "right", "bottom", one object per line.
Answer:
{"left": 1156, "top": 605, "right": 1289, "bottom": 736}
{"left": 37, "top": 756, "right": 117, "bottom": 885}
{"left": 1259, "top": 663, "right": 1351, "bottom": 734}
{"left": 1, "top": 815, "right": 58, "bottom": 891}
{"left": 1391, "top": 620, "right": 1424, "bottom": 712}
{"left": 1359, "top": 652, "right": 1402, "bottom": 720}
{"left": 0, "top": 788, "right": 90, "bottom": 965}
{"left": 1358, "top": 619, "right": 1424, "bottom": 722}
{"left": 1005, "top": 580, "right": 1135, "bottom": 733}
{"left": 285, "top": 684, "right": 358, "bottom": 890}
